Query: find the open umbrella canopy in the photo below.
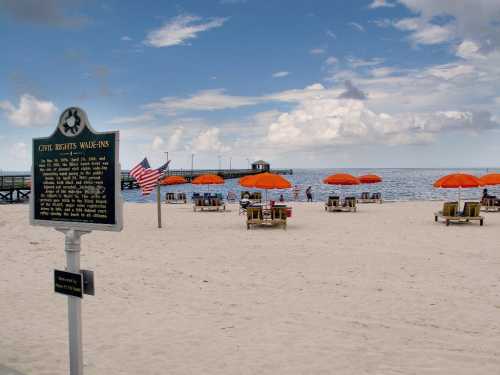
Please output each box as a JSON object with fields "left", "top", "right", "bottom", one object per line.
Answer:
{"left": 359, "top": 174, "right": 382, "bottom": 184}
{"left": 240, "top": 172, "right": 291, "bottom": 189}
{"left": 479, "top": 173, "right": 500, "bottom": 186}
{"left": 239, "top": 174, "right": 257, "bottom": 187}
{"left": 323, "top": 173, "right": 361, "bottom": 185}
{"left": 192, "top": 174, "right": 224, "bottom": 185}
{"left": 160, "top": 175, "right": 188, "bottom": 185}
{"left": 433, "top": 173, "right": 483, "bottom": 188}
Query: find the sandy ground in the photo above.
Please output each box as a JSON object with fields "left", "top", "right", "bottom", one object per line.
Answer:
{"left": 1, "top": 201, "right": 500, "bottom": 375}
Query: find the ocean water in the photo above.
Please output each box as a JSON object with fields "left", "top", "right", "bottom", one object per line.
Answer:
{"left": 121, "top": 168, "right": 497, "bottom": 203}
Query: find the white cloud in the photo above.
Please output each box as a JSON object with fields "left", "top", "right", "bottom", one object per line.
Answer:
{"left": 394, "top": 17, "right": 455, "bottom": 45}
{"left": 391, "top": 1, "right": 500, "bottom": 49}
{"left": 166, "top": 127, "right": 184, "bottom": 151}
{"left": 456, "top": 39, "right": 484, "bottom": 60}
{"left": 151, "top": 136, "right": 164, "bottom": 151}
{"left": 325, "top": 56, "right": 338, "bottom": 65}
{"left": 144, "top": 15, "right": 227, "bottom": 48}
{"left": 348, "top": 22, "right": 365, "bottom": 32}
{"left": 326, "top": 29, "right": 336, "bottom": 39}
{"left": 272, "top": 71, "right": 290, "bottom": 78}
{"left": 411, "top": 24, "right": 455, "bottom": 45}
{"left": 425, "top": 63, "right": 475, "bottom": 80}
{"left": 121, "top": 36, "right": 132, "bottom": 41}
{"left": 369, "top": 0, "right": 396, "bottom": 9}
{"left": 9, "top": 142, "right": 28, "bottom": 161}
{"left": 144, "top": 89, "right": 259, "bottom": 114}
{"left": 107, "top": 113, "right": 154, "bottom": 125}
{"left": 346, "top": 57, "right": 384, "bottom": 68}
{"left": 0, "top": 94, "right": 58, "bottom": 127}
{"left": 191, "top": 128, "right": 229, "bottom": 152}
{"left": 370, "top": 67, "right": 397, "bottom": 77}
{"left": 265, "top": 97, "right": 498, "bottom": 150}
{"left": 309, "top": 48, "right": 325, "bottom": 54}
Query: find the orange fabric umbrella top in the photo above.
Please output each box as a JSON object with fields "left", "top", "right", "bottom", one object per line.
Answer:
{"left": 239, "top": 174, "right": 257, "bottom": 187}
{"left": 323, "top": 173, "right": 361, "bottom": 185}
{"left": 479, "top": 173, "right": 500, "bottom": 186}
{"left": 359, "top": 174, "right": 382, "bottom": 184}
{"left": 160, "top": 175, "right": 188, "bottom": 185}
{"left": 192, "top": 174, "right": 224, "bottom": 185}
{"left": 433, "top": 173, "right": 483, "bottom": 188}
{"left": 239, "top": 172, "right": 291, "bottom": 189}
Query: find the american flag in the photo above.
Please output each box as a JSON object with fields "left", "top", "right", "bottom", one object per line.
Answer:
{"left": 130, "top": 158, "right": 170, "bottom": 196}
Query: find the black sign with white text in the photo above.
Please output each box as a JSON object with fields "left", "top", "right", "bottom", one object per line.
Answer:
{"left": 54, "top": 269, "right": 83, "bottom": 298}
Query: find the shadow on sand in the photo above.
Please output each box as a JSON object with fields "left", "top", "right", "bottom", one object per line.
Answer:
{"left": 0, "top": 365, "right": 26, "bottom": 375}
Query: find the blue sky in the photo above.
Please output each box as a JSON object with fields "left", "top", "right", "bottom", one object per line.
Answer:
{"left": 1, "top": 0, "right": 500, "bottom": 170}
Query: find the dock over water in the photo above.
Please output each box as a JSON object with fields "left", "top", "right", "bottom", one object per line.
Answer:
{"left": 0, "top": 168, "right": 293, "bottom": 203}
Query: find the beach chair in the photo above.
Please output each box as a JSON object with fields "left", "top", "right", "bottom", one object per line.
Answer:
{"left": 246, "top": 207, "right": 263, "bottom": 229}
{"left": 166, "top": 192, "right": 187, "bottom": 204}
{"left": 371, "top": 193, "right": 382, "bottom": 203}
{"left": 358, "top": 192, "right": 370, "bottom": 202}
{"left": 435, "top": 201, "right": 483, "bottom": 226}
{"left": 325, "top": 196, "right": 340, "bottom": 211}
{"left": 343, "top": 197, "right": 357, "bottom": 212}
{"left": 178, "top": 193, "right": 187, "bottom": 203}
{"left": 358, "top": 192, "right": 382, "bottom": 204}
{"left": 271, "top": 206, "right": 287, "bottom": 229}
{"left": 481, "top": 197, "right": 500, "bottom": 212}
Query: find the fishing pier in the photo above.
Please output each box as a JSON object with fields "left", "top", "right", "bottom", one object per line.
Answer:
{"left": 0, "top": 161, "right": 293, "bottom": 202}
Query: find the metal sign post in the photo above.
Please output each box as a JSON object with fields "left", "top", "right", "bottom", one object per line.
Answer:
{"left": 56, "top": 228, "right": 90, "bottom": 375}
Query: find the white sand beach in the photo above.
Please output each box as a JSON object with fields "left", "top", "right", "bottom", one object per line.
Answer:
{"left": 1, "top": 201, "right": 500, "bottom": 375}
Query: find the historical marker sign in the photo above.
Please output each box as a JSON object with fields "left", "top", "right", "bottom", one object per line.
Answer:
{"left": 54, "top": 269, "right": 84, "bottom": 298}
{"left": 30, "top": 107, "right": 122, "bottom": 231}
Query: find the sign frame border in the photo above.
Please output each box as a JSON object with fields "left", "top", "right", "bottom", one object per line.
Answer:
{"left": 30, "top": 107, "right": 123, "bottom": 232}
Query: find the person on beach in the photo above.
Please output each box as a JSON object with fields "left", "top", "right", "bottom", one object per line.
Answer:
{"left": 279, "top": 194, "right": 285, "bottom": 202}
{"left": 293, "top": 185, "right": 300, "bottom": 201}
{"left": 227, "top": 190, "right": 236, "bottom": 202}
{"left": 306, "top": 186, "right": 313, "bottom": 202}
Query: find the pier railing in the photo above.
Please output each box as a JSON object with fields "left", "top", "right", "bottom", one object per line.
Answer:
{"left": 0, "top": 168, "right": 293, "bottom": 200}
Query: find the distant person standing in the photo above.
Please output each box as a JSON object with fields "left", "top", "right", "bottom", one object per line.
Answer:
{"left": 306, "top": 186, "right": 313, "bottom": 202}
{"left": 293, "top": 185, "right": 300, "bottom": 201}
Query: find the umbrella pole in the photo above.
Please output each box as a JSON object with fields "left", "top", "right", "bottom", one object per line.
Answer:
{"left": 458, "top": 187, "right": 461, "bottom": 213}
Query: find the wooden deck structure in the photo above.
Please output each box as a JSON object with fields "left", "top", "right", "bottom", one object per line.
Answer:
{"left": 0, "top": 168, "right": 293, "bottom": 202}
{"left": 0, "top": 175, "right": 31, "bottom": 203}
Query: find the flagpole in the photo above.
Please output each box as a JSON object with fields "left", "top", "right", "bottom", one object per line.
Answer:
{"left": 157, "top": 182, "right": 162, "bottom": 228}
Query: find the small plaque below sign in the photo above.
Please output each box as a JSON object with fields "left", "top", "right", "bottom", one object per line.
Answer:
{"left": 54, "top": 269, "right": 83, "bottom": 298}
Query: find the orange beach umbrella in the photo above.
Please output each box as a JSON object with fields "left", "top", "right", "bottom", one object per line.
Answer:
{"left": 239, "top": 174, "right": 257, "bottom": 187}
{"left": 323, "top": 173, "right": 361, "bottom": 185}
{"left": 160, "top": 175, "right": 188, "bottom": 185}
{"left": 479, "top": 173, "right": 500, "bottom": 186}
{"left": 433, "top": 173, "right": 483, "bottom": 208}
{"left": 240, "top": 172, "right": 291, "bottom": 189}
{"left": 433, "top": 173, "right": 482, "bottom": 189}
{"left": 192, "top": 174, "right": 224, "bottom": 185}
{"left": 359, "top": 174, "right": 382, "bottom": 184}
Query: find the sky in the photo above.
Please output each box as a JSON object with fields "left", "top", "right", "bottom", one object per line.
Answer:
{"left": 1, "top": 0, "right": 500, "bottom": 171}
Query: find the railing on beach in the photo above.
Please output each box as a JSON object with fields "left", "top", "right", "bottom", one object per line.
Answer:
{"left": 0, "top": 175, "right": 31, "bottom": 203}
